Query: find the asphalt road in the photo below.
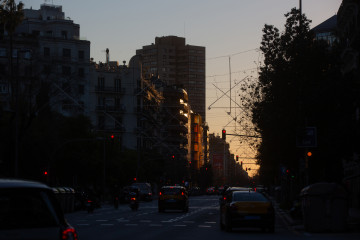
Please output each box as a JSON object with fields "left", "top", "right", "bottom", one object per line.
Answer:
{"left": 65, "top": 195, "right": 360, "bottom": 240}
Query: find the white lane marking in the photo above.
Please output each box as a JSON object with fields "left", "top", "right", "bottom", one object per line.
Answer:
{"left": 199, "top": 225, "right": 212, "bottom": 228}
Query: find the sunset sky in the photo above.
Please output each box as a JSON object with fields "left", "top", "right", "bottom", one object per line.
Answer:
{"left": 19, "top": 0, "right": 342, "bottom": 175}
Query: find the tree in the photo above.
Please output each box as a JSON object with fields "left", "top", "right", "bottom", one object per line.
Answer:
{"left": 0, "top": 0, "right": 24, "bottom": 100}
{"left": 251, "top": 8, "right": 343, "bottom": 185}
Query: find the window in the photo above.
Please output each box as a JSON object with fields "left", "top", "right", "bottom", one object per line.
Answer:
{"left": 61, "top": 31, "right": 68, "bottom": 39}
{"left": 78, "top": 68, "right": 84, "bottom": 77}
{"left": 114, "top": 78, "right": 121, "bottom": 91}
{"left": 45, "top": 31, "right": 52, "bottom": 37}
{"left": 44, "top": 47, "right": 50, "bottom": 57}
{"left": 78, "top": 84, "right": 84, "bottom": 95}
{"left": 43, "top": 65, "right": 51, "bottom": 74}
{"left": 63, "top": 48, "right": 71, "bottom": 58}
{"left": 98, "top": 116, "right": 105, "bottom": 130}
{"left": 62, "top": 66, "right": 71, "bottom": 76}
{"left": 78, "top": 50, "right": 84, "bottom": 59}
{"left": 32, "top": 30, "right": 40, "bottom": 36}
{"left": 0, "top": 48, "right": 6, "bottom": 57}
{"left": 98, "top": 77, "right": 104, "bottom": 90}
{"left": 0, "top": 190, "right": 60, "bottom": 229}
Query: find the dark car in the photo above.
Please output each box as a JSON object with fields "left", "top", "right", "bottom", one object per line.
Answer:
{"left": 131, "top": 183, "right": 153, "bottom": 201}
{"left": 158, "top": 186, "right": 189, "bottom": 212}
{"left": 220, "top": 190, "right": 275, "bottom": 232}
{"left": 219, "top": 186, "right": 252, "bottom": 206}
{"left": 0, "top": 178, "right": 78, "bottom": 240}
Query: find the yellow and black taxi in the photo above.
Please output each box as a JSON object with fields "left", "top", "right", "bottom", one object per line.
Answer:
{"left": 158, "top": 186, "right": 189, "bottom": 212}
{"left": 220, "top": 190, "right": 275, "bottom": 232}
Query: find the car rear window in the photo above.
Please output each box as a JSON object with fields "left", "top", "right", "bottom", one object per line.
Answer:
{"left": 0, "top": 189, "right": 60, "bottom": 230}
{"left": 162, "top": 188, "right": 182, "bottom": 195}
{"left": 233, "top": 192, "right": 268, "bottom": 202}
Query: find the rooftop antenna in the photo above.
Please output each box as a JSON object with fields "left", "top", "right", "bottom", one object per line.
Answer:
{"left": 106, "top": 48, "right": 110, "bottom": 69}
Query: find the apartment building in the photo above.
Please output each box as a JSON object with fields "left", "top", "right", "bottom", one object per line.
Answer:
{"left": 2, "top": 3, "right": 91, "bottom": 116}
{"left": 136, "top": 36, "right": 206, "bottom": 121}
{"left": 90, "top": 54, "right": 163, "bottom": 150}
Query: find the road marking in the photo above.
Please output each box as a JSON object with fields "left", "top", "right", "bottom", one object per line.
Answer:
{"left": 125, "top": 224, "right": 138, "bottom": 226}
{"left": 199, "top": 225, "right": 212, "bottom": 228}
{"left": 205, "top": 221, "right": 216, "bottom": 224}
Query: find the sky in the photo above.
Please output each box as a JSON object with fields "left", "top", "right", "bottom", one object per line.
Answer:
{"left": 19, "top": 0, "right": 342, "bottom": 175}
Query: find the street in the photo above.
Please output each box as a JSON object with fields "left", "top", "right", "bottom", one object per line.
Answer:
{"left": 65, "top": 195, "right": 360, "bottom": 240}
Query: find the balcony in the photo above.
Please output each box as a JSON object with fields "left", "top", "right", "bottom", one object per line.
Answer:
{"left": 95, "top": 86, "right": 125, "bottom": 95}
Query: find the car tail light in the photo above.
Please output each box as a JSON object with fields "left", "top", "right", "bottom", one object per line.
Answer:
{"left": 159, "top": 192, "right": 162, "bottom": 196}
{"left": 131, "top": 197, "right": 136, "bottom": 201}
{"left": 181, "top": 192, "right": 184, "bottom": 196}
{"left": 61, "top": 227, "right": 78, "bottom": 240}
{"left": 223, "top": 196, "right": 227, "bottom": 201}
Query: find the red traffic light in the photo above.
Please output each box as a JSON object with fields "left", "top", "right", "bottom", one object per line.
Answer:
{"left": 44, "top": 171, "right": 48, "bottom": 175}
{"left": 111, "top": 134, "right": 115, "bottom": 139}
{"left": 307, "top": 151, "right": 312, "bottom": 157}
{"left": 222, "top": 129, "right": 226, "bottom": 140}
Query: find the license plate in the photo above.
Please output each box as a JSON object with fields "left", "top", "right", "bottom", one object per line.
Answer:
{"left": 244, "top": 216, "right": 260, "bottom": 220}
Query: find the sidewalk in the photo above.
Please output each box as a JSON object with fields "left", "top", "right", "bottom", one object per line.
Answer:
{"left": 267, "top": 193, "right": 360, "bottom": 233}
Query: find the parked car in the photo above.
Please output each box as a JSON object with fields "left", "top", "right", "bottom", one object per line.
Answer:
{"left": 206, "top": 186, "right": 216, "bottom": 195}
{"left": 0, "top": 178, "right": 78, "bottom": 240}
{"left": 220, "top": 190, "right": 275, "bottom": 232}
{"left": 158, "top": 186, "right": 189, "bottom": 212}
{"left": 131, "top": 182, "right": 153, "bottom": 201}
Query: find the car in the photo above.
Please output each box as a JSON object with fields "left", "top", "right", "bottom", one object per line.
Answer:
{"left": 219, "top": 186, "right": 252, "bottom": 206}
{"left": 0, "top": 178, "right": 78, "bottom": 240}
{"left": 131, "top": 183, "right": 153, "bottom": 201}
{"left": 158, "top": 186, "right": 189, "bottom": 212}
{"left": 206, "top": 186, "right": 216, "bottom": 195}
{"left": 220, "top": 190, "right": 275, "bottom": 232}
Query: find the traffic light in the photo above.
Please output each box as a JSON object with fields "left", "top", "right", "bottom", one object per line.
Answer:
{"left": 307, "top": 151, "right": 312, "bottom": 157}
{"left": 43, "top": 170, "right": 48, "bottom": 176}
{"left": 236, "top": 155, "right": 239, "bottom": 161}
{"left": 110, "top": 134, "right": 115, "bottom": 144}
{"left": 222, "top": 129, "right": 226, "bottom": 140}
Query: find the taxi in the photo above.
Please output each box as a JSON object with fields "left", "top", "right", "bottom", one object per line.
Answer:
{"left": 220, "top": 190, "right": 275, "bottom": 232}
{"left": 158, "top": 186, "right": 189, "bottom": 212}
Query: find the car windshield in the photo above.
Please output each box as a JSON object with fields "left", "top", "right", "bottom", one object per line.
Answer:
{"left": 0, "top": 189, "right": 60, "bottom": 230}
{"left": 232, "top": 192, "right": 268, "bottom": 202}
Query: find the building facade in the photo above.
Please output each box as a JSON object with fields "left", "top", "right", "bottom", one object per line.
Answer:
{"left": 136, "top": 36, "right": 206, "bottom": 121}
{"left": 2, "top": 3, "right": 91, "bottom": 117}
{"left": 89, "top": 53, "right": 163, "bottom": 151}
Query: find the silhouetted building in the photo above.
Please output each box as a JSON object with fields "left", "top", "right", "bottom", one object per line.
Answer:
{"left": 136, "top": 36, "right": 206, "bottom": 121}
